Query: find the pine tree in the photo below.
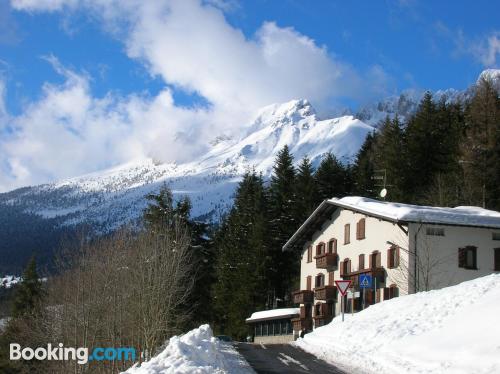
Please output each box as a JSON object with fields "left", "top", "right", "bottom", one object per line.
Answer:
{"left": 372, "top": 116, "right": 406, "bottom": 201}
{"left": 352, "top": 131, "right": 378, "bottom": 197}
{"left": 212, "top": 172, "right": 269, "bottom": 338}
{"left": 267, "top": 145, "right": 299, "bottom": 304}
{"left": 11, "top": 257, "right": 43, "bottom": 318}
{"left": 462, "top": 77, "right": 500, "bottom": 209}
{"left": 295, "top": 156, "right": 318, "bottom": 224}
{"left": 314, "top": 152, "right": 347, "bottom": 200}
{"left": 143, "top": 184, "right": 175, "bottom": 228}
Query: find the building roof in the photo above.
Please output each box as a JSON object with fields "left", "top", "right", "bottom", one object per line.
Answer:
{"left": 245, "top": 308, "right": 300, "bottom": 323}
{"left": 283, "top": 196, "right": 500, "bottom": 252}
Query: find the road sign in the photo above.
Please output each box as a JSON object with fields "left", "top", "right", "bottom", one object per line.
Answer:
{"left": 347, "top": 291, "right": 360, "bottom": 299}
{"left": 335, "top": 280, "right": 352, "bottom": 296}
{"left": 359, "top": 274, "right": 372, "bottom": 288}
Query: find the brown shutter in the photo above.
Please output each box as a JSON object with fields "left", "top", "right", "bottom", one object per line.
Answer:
{"left": 344, "top": 224, "right": 350, "bottom": 244}
{"left": 356, "top": 221, "right": 360, "bottom": 240}
{"left": 300, "top": 306, "right": 306, "bottom": 318}
{"left": 395, "top": 247, "right": 400, "bottom": 267}
{"left": 339, "top": 261, "right": 344, "bottom": 276}
{"left": 359, "top": 254, "right": 365, "bottom": 270}
{"left": 328, "top": 271, "right": 334, "bottom": 286}
{"left": 347, "top": 259, "right": 351, "bottom": 274}
{"left": 369, "top": 253, "right": 373, "bottom": 268}
{"left": 383, "top": 287, "right": 390, "bottom": 300}
{"left": 387, "top": 248, "right": 392, "bottom": 268}
{"left": 458, "top": 248, "right": 466, "bottom": 268}
{"left": 306, "top": 276, "right": 312, "bottom": 291}
{"left": 360, "top": 218, "right": 365, "bottom": 239}
{"left": 307, "top": 246, "right": 312, "bottom": 262}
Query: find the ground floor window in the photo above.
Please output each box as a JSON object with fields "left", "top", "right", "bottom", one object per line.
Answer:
{"left": 253, "top": 319, "right": 293, "bottom": 337}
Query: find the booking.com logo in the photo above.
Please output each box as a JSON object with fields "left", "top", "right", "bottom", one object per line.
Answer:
{"left": 10, "top": 343, "right": 136, "bottom": 365}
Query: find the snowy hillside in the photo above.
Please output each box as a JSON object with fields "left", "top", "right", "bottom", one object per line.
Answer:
{"left": 121, "top": 325, "right": 254, "bottom": 374}
{"left": 295, "top": 274, "right": 500, "bottom": 374}
{"left": 0, "top": 99, "right": 373, "bottom": 231}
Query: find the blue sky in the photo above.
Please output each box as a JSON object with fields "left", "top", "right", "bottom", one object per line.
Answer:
{"left": 0, "top": 0, "right": 498, "bottom": 191}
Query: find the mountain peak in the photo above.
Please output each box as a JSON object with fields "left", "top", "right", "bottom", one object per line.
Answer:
{"left": 477, "top": 68, "right": 500, "bottom": 84}
{"left": 250, "top": 99, "right": 317, "bottom": 132}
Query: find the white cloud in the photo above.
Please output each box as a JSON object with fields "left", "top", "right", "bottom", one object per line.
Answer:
{"left": 3, "top": 0, "right": 391, "bottom": 191}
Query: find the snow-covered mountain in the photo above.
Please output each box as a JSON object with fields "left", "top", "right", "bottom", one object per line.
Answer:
{"left": 356, "top": 68, "right": 500, "bottom": 126}
{"left": 0, "top": 99, "right": 373, "bottom": 232}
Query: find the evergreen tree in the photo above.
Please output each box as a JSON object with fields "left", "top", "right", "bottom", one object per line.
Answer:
{"left": 372, "top": 116, "right": 406, "bottom": 201}
{"left": 314, "top": 152, "right": 347, "bottom": 200}
{"left": 11, "top": 257, "right": 43, "bottom": 318}
{"left": 295, "top": 156, "right": 319, "bottom": 224}
{"left": 143, "top": 184, "right": 175, "bottom": 228}
{"left": 267, "top": 145, "right": 300, "bottom": 303}
{"left": 352, "top": 131, "right": 378, "bottom": 197}
{"left": 462, "top": 77, "right": 500, "bottom": 209}
{"left": 212, "top": 171, "right": 269, "bottom": 338}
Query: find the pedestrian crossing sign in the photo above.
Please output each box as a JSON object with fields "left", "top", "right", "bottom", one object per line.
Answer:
{"left": 359, "top": 274, "right": 372, "bottom": 288}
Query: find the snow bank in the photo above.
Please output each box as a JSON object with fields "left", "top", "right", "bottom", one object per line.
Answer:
{"left": 295, "top": 274, "right": 500, "bottom": 374}
{"left": 121, "top": 325, "right": 254, "bottom": 374}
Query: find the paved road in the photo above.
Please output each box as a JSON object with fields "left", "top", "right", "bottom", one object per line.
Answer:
{"left": 235, "top": 342, "right": 347, "bottom": 374}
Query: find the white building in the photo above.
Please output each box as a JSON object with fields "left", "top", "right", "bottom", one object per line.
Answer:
{"left": 283, "top": 197, "right": 500, "bottom": 332}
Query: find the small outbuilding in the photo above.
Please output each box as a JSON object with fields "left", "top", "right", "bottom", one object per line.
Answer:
{"left": 245, "top": 308, "right": 299, "bottom": 344}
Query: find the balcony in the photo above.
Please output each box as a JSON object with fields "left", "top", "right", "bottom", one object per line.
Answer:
{"left": 341, "top": 266, "right": 385, "bottom": 280}
{"left": 314, "top": 285, "right": 337, "bottom": 301}
{"left": 315, "top": 252, "right": 338, "bottom": 269}
{"left": 291, "top": 317, "right": 313, "bottom": 332}
{"left": 292, "top": 290, "right": 314, "bottom": 305}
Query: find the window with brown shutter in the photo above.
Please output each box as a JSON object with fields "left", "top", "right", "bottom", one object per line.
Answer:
{"left": 342, "top": 258, "right": 351, "bottom": 275}
{"left": 339, "top": 261, "right": 344, "bottom": 276}
{"left": 370, "top": 251, "right": 381, "bottom": 269}
{"left": 359, "top": 254, "right": 365, "bottom": 270}
{"left": 344, "top": 224, "right": 350, "bottom": 244}
{"left": 316, "top": 242, "right": 325, "bottom": 256}
{"left": 356, "top": 218, "right": 366, "bottom": 240}
{"left": 384, "top": 284, "right": 399, "bottom": 300}
{"left": 315, "top": 273, "right": 325, "bottom": 288}
{"left": 495, "top": 248, "right": 500, "bottom": 271}
{"left": 307, "top": 246, "right": 312, "bottom": 263}
{"left": 328, "top": 239, "right": 337, "bottom": 254}
{"left": 306, "top": 276, "right": 312, "bottom": 290}
{"left": 387, "top": 246, "right": 400, "bottom": 268}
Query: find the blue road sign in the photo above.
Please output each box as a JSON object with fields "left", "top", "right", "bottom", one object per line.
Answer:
{"left": 359, "top": 274, "right": 372, "bottom": 288}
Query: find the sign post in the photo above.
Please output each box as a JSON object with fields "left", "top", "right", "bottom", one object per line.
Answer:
{"left": 335, "top": 280, "right": 352, "bottom": 322}
{"left": 359, "top": 274, "right": 373, "bottom": 310}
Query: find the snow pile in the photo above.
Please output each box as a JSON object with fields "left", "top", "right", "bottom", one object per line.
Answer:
{"left": 295, "top": 274, "right": 500, "bottom": 374}
{"left": 332, "top": 196, "right": 500, "bottom": 228}
{"left": 122, "top": 324, "right": 254, "bottom": 374}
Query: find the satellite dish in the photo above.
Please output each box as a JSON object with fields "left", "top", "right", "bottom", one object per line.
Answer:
{"left": 380, "top": 188, "right": 387, "bottom": 198}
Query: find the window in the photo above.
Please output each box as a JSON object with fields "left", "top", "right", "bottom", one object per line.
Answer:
{"left": 307, "top": 246, "right": 312, "bottom": 263}
{"left": 340, "top": 258, "right": 351, "bottom": 276}
{"left": 370, "top": 251, "right": 381, "bottom": 268}
{"left": 344, "top": 224, "right": 350, "bottom": 244}
{"left": 306, "top": 276, "right": 312, "bottom": 291}
{"left": 356, "top": 218, "right": 366, "bottom": 240}
{"left": 384, "top": 284, "right": 399, "bottom": 300}
{"left": 327, "top": 239, "right": 337, "bottom": 254}
{"left": 316, "top": 242, "right": 325, "bottom": 256}
{"left": 359, "top": 254, "right": 365, "bottom": 270}
{"left": 494, "top": 248, "right": 500, "bottom": 271}
{"left": 315, "top": 273, "right": 325, "bottom": 288}
{"left": 458, "top": 246, "right": 477, "bottom": 269}
{"left": 314, "top": 303, "right": 322, "bottom": 317}
{"left": 426, "top": 227, "right": 445, "bottom": 236}
{"left": 387, "top": 246, "right": 400, "bottom": 268}
{"left": 493, "top": 233, "right": 500, "bottom": 241}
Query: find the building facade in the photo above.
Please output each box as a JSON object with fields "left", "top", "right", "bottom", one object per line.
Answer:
{"left": 283, "top": 197, "right": 500, "bottom": 333}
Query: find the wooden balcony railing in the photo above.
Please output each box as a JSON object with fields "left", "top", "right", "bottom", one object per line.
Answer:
{"left": 292, "top": 290, "right": 314, "bottom": 305}
{"left": 314, "top": 285, "right": 337, "bottom": 301}
{"left": 315, "top": 253, "right": 338, "bottom": 269}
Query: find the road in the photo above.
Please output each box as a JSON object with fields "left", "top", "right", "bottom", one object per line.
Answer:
{"left": 235, "top": 342, "right": 347, "bottom": 374}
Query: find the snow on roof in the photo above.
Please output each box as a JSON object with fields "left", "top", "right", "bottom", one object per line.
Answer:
{"left": 332, "top": 196, "right": 500, "bottom": 229}
{"left": 246, "top": 308, "right": 300, "bottom": 323}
